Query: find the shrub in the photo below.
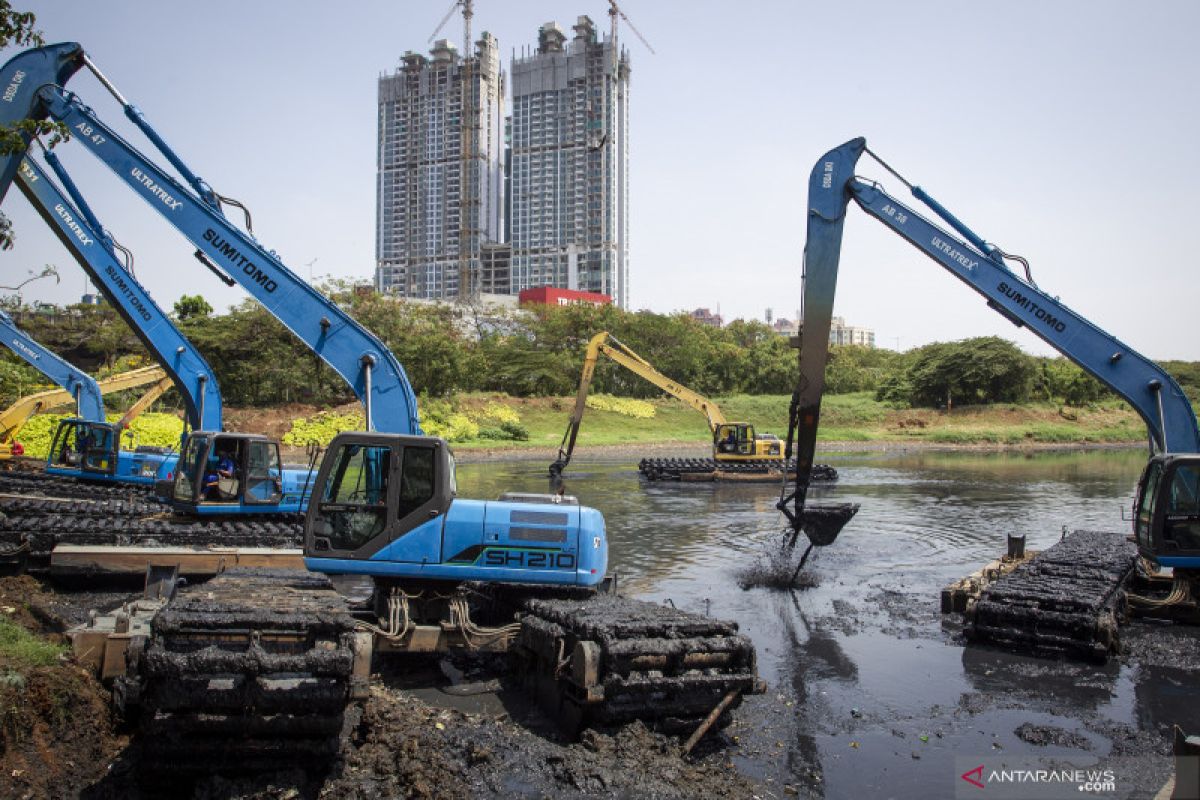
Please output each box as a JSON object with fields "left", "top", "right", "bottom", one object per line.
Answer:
{"left": 585, "top": 394, "right": 656, "bottom": 419}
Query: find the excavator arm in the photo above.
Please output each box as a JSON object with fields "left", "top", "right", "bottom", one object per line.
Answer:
{"left": 550, "top": 331, "right": 728, "bottom": 476}
{"left": 113, "top": 372, "right": 173, "bottom": 431}
{"left": 784, "top": 137, "right": 1200, "bottom": 551}
{"left": 0, "top": 364, "right": 169, "bottom": 456}
{"left": 0, "top": 309, "right": 104, "bottom": 423}
{"left": 0, "top": 43, "right": 419, "bottom": 436}
{"left": 14, "top": 154, "right": 223, "bottom": 433}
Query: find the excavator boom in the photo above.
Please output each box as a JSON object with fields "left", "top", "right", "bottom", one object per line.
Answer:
{"left": 0, "top": 364, "right": 169, "bottom": 457}
{"left": 15, "top": 155, "right": 223, "bottom": 432}
{"left": 552, "top": 331, "right": 728, "bottom": 475}
{"left": 0, "top": 309, "right": 104, "bottom": 422}
{"left": 787, "top": 137, "right": 1200, "bottom": 567}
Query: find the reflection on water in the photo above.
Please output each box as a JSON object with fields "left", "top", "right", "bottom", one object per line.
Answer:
{"left": 456, "top": 448, "right": 1191, "bottom": 798}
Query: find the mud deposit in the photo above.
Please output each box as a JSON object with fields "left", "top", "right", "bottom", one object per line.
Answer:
{"left": 3, "top": 448, "right": 1199, "bottom": 798}
{"left": 0, "top": 577, "right": 124, "bottom": 800}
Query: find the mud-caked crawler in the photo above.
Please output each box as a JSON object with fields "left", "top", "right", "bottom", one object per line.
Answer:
{"left": 638, "top": 457, "right": 838, "bottom": 483}
{"left": 513, "top": 593, "right": 763, "bottom": 734}
{"left": 962, "top": 530, "right": 1137, "bottom": 661}
{"left": 114, "top": 568, "right": 368, "bottom": 776}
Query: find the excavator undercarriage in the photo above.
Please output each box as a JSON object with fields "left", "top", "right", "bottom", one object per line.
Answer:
{"left": 68, "top": 567, "right": 765, "bottom": 775}
{"left": 945, "top": 528, "right": 1200, "bottom": 662}
{"left": 638, "top": 457, "right": 839, "bottom": 483}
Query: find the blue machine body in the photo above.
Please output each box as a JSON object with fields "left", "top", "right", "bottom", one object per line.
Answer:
{"left": 307, "top": 497, "right": 608, "bottom": 587}
{"left": 15, "top": 155, "right": 224, "bottom": 434}
{"left": 0, "top": 43, "right": 608, "bottom": 584}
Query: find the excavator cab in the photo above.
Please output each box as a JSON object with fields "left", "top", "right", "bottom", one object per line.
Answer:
{"left": 714, "top": 424, "right": 755, "bottom": 456}
{"left": 48, "top": 418, "right": 118, "bottom": 475}
{"left": 306, "top": 432, "right": 608, "bottom": 587}
{"left": 167, "top": 432, "right": 303, "bottom": 514}
{"left": 1134, "top": 455, "right": 1200, "bottom": 568}
{"left": 44, "top": 418, "right": 176, "bottom": 485}
{"left": 713, "top": 423, "right": 781, "bottom": 460}
{"left": 306, "top": 432, "right": 450, "bottom": 561}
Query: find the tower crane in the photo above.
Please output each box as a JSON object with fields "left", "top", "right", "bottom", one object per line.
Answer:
{"left": 430, "top": 0, "right": 479, "bottom": 300}
{"left": 606, "top": 0, "right": 655, "bottom": 56}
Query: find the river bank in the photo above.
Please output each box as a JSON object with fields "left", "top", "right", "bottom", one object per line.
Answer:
{"left": 445, "top": 438, "right": 1145, "bottom": 464}
{"left": 239, "top": 391, "right": 1148, "bottom": 463}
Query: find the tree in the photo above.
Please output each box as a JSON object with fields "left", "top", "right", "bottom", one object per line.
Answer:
{"left": 0, "top": 3, "right": 70, "bottom": 250}
{"left": 173, "top": 294, "right": 213, "bottom": 320}
{"left": 903, "top": 337, "right": 1035, "bottom": 409}
{"left": 1034, "top": 357, "right": 1110, "bottom": 406}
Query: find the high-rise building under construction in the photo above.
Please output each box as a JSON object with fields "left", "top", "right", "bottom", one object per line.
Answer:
{"left": 375, "top": 35, "right": 505, "bottom": 299}
{"left": 508, "top": 17, "right": 631, "bottom": 308}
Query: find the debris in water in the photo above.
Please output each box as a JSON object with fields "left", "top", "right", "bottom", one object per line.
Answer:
{"left": 736, "top": 543, "right": 821, "bottom": 590}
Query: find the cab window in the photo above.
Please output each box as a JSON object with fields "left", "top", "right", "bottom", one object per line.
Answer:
{"left": 313, "top": 443, "right": 391, "bottom": 552}
{"left": 1168, "top": 465, "right": 1200, "bottom": 514}
{"left": 81, "top": 424, "right": 115, "bottom": 472}
{"left": 398, "top": 446, "right": 435, "bottom": 520}
{"left": 245, "top": 440, "right": 283, "bottom": 504}
{"left": 1163, "top": 463, "right": 1200, "bottom": 552}
{"left": 175, "top": 435, "right": 209, "bottom": 501}
{"left": 51, "top": 421, "right": 81, "bottom": 466}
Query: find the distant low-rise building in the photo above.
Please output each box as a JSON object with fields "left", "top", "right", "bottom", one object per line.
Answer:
{"left": 691, "top": 308, "right": 722, "bottom": 328}
{"left": 518, "top": 286, "right": 612, "bottom": 307}
{"left": 829, "top": 316, "right": 875, "bottom": 347}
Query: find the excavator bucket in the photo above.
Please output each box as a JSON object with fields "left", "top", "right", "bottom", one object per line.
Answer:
{"left": 798, "top": 502, "right": 859, "bottom": 547}
{"left": 0, "top": 43, "right": 85, "bottom": 203}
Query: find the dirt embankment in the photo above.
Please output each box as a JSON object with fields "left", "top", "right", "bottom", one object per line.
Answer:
{"left": 0, "top": 577, "right": 124, "bottom": 800}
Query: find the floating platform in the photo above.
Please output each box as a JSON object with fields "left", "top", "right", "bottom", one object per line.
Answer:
{"left": 638, "top": 458, "right": 839, "bottom": 483}
{"left": 950, "top": 529, "right": 1137, "bottom": 662}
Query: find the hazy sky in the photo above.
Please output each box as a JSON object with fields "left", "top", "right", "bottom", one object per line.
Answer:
{"left": 4, "top": 0, "right": 1199, "bottom": 359}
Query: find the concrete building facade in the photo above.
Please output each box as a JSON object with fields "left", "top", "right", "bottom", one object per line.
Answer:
{"left": 829, "top": 316, "right": 875, "bottom": 347}
{"left": 376, "top": 35, "right": 505, "bottom": 300}
{"left": 507, "top": 17, "right": 631, "bottom": 308}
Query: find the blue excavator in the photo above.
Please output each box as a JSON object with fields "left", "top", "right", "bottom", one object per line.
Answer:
{"left": 786, "top": 137, "right": 1200, "bottom": 657}
{"left": 11, "top": 152, "right": 315, "bottom": 514}
{"left": 1, "top": 43, "right": 762, "bottom": 771}
{"left": 0, "top": 308, "right": 177, "bottom": 482}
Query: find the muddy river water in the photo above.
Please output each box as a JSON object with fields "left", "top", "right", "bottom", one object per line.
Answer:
{"left": 456, "top": 448, "right": 1196, "bottom": 799}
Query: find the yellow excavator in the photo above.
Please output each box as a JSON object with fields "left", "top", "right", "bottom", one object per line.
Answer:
{"left": 0, "top": 365, "right": 173, "bottom": 460}
{"left": 549, "top": 331, "right": 837, "bottom": 482}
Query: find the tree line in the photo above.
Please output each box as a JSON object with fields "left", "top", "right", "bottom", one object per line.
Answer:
{"left": 4, "top": 289, "right": 1199, "bottom": 412}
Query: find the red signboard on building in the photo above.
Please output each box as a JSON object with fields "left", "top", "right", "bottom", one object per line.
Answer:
{"left": 518, "top": 287, "right": 612, "bottom": 307}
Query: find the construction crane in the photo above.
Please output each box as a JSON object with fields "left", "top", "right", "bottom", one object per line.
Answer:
{"left": 430, "top": 0, "right": 478, "bottom": 301}
{"left": 606, "top": 0, "right": 655, "bottom": 57}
